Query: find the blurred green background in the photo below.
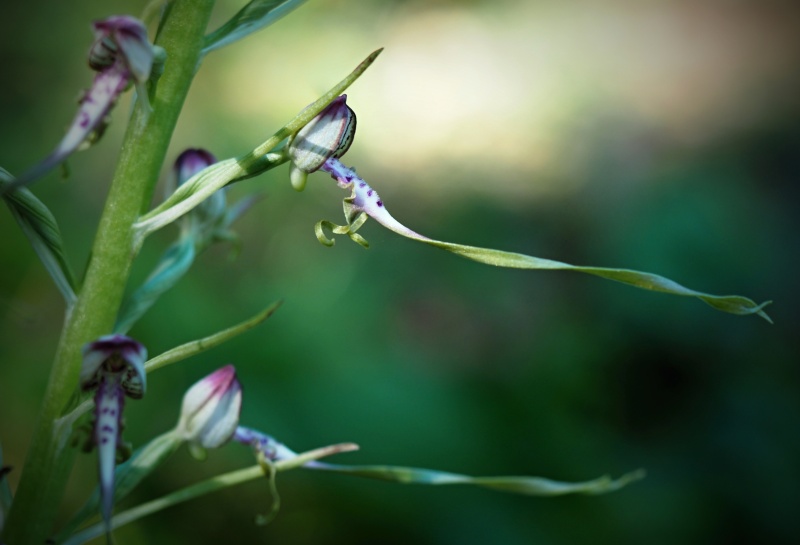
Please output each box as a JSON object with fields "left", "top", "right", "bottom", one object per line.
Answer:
{"left": 2, "top": 0, "right": 799, "bottom": 543}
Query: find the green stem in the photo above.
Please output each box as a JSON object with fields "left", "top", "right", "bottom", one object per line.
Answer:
{"left": 3, "top": 2, "right": 215, "bottom": 542}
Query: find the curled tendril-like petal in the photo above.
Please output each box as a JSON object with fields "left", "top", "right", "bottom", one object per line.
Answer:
{"left": 314, "top": 212, "right": 369, "bottom": 248}
{"left": 254, "top": 451, "right": 281, "bottom": 526}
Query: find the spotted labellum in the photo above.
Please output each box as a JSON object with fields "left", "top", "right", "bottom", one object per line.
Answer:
{"left": 80, "top": 334, "right": 147, "bottom": 529}
{"left": 6, "top": 15, "right": 156, "bottom": 193}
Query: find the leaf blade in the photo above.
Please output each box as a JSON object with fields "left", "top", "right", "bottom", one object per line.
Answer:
{"left": 202, "top": 0, "right": 307, "bottom": 55}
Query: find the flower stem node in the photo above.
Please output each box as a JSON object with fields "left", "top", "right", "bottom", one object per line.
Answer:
{"left": 176, "top": 365, "right": 243, "bottom": 449}
{"left": 288, "top": 94, "right": 356, "bottom": 191}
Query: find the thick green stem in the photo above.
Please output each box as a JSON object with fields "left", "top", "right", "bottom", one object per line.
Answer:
{"left": 3, "top": 2, "right": 215, "bottom": 542}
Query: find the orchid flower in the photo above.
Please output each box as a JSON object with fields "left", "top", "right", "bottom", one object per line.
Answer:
{"left": 6, "top": 16, "right": 156, "bottom": 193}
{"left": 286, "top": 95, "right": 770, "bottom": 320}
{"left": 79, "top": 334, "right": 147, "bottom": 531}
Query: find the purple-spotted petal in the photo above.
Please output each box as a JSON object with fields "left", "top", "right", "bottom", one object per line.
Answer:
{"left": 94, "top": 375, "right": 124, "bottom": 528}
{"left": 322, "top": 158, "right": 424, "bottom": 240}
{"left": 9, "top": 68, "right": 130, "bottom": 191}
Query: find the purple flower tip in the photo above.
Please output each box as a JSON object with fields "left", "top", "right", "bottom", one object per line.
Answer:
{"left": 89, "top": 15, "right": 153, "bottom": 84}
{"left": 80, "top": 334, "right": 147, "bottom": 398}
{"left": 174, "top": 148, "right": 217, "bottom": 187}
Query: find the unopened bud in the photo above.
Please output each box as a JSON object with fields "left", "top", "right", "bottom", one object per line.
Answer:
{"left": 176, "top": 365, "right": 242, "bottom": 448}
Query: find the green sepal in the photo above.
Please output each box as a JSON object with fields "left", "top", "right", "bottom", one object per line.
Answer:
{"left": 1, "top": 168, "right": 77, "bottom": 305}
{"left": 307, "top": 463, "right": 645, "bottom": 497}
{"left": 202, "top": 0, "right": 307, "bottom": 55}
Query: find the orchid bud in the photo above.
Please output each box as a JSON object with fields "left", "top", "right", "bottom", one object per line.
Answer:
{"left": 168, "top": 148, "right": 226, "bottom": 225}
{"left": 174, "top": 148, "right": 217, "bottom": 187}
{"left": 80, "top": 334, "right": 147, "bottom": 529}
{"left": 176, "top": 365, "right": 242, "bottom": 449}
{"left": 288, "top": 94, "right": 356, "bottom": 191}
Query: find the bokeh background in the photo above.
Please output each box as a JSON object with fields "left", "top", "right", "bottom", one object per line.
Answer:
{"left": 2, "top": 0, "right": 799, "bottom": 543}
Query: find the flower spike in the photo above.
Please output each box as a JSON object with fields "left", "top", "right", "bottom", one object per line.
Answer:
{"left": 80, "top": 334, "right": 147, "bottom": 533}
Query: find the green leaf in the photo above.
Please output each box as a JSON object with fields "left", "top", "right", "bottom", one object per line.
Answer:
{"left": 203, "top": 0, "right": 307, "bottom": 55}
{"left": 307, "top": 462, "right": 645, "bottom": 497}
{"left": 1, "top": 168, "right": 77, "bottom": 305}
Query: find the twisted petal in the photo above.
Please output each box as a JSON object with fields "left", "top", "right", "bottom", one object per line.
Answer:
{"left": 321, "top": 158, "right": 771, "bottom": 321}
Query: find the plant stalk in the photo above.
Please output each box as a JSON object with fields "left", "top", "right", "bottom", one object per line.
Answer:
{"left": 3, "top": 1, "right": 215, "bottom": 542}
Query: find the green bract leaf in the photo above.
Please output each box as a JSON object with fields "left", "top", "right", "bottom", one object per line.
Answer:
{"left": 133, "top": 48, "right": 382, "bottom": 248}
{"left": 115, "top": 237, "right": 196, "bottom": 334}
{"left": 145, "top": 300, "right": 282, "bottom": 373}
{"left": 59, "top": 443, "right": 357, "bottom": 545}
{"left": 307, "top": 463, "right": 645, "bottom": 496}
{"left": 202, "top": 0, "right": 307, "bottom": 55}
{"left": 54, "top": 431, "right": 183, "bottom": 543}
{"left": 1, "top": 168, "right": 77, "bottom": 305}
